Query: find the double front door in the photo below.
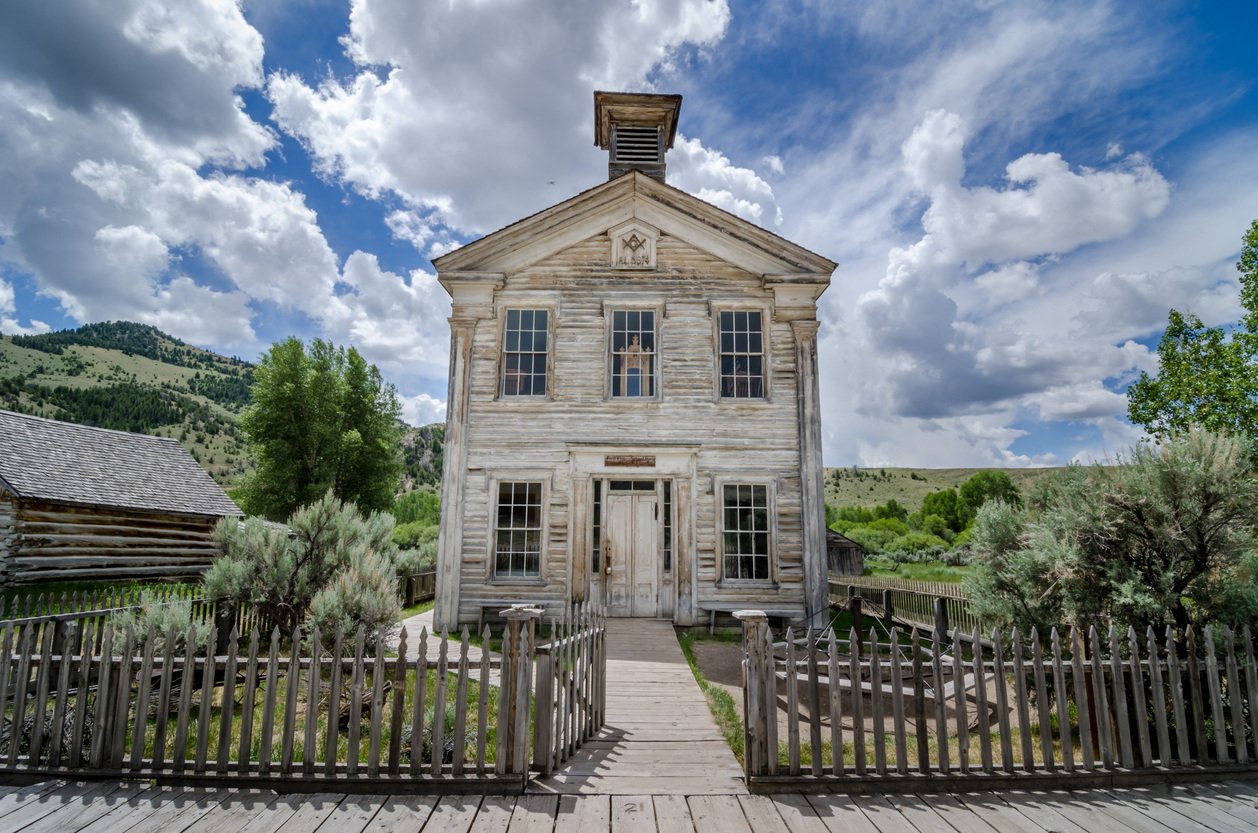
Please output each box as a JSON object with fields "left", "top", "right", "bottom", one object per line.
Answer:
{"left": 603, "top": 483, "right": 660, "bottom": 617}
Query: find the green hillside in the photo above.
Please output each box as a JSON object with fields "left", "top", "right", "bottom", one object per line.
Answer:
{"left": 825, "top": 466, "right": 1065, "bottom": 512}
{"left": 0, "top": 322, "right": 444, "bottom": 490}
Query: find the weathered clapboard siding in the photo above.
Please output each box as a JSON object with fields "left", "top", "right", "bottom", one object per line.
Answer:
{"left": 434, "top": 110, "right": 834, "bottom": 631}
{"left": 3, "top": 498, "right": 220, "bottom": 584}
{"left": 450, "top": 230, "right": 812, "bottom": 626}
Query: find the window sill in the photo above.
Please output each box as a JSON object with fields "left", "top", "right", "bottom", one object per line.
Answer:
{"left": 715, "top": 580, "right": 780, "bottom": 590}
{"left": 716, "top": 397, "right": 773, "bottom": 406}
{"left": 488, "top": 577, "right": 548, "bottom": 587}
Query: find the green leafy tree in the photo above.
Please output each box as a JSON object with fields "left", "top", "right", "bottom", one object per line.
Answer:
{"left": 917, "top": 488, "right": 965, "bottom": 533}
{"left": 958, "top": 470, "right": 1021, "bottom": 518}
{"left": 1128, "top": 220, "right": 1258, "bottom": 439}
{"left": 967, "top": 429, "right": 1258, "bottom": 633}
{"left": 239, "top": 338, "right": 402, "bottom": 519}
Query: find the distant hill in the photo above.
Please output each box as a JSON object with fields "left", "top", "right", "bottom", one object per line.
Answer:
{"left": 0, "top": 322, "right": 444, "bottom": 491}
{"left": 825, "top": 466, "right": 1067, "bottom": 512}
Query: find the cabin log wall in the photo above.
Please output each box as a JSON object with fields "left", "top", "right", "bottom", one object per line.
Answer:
{"left": 0, "top": 497, "right": 220, "bottom": 586}
{"left": 0, "top": 492, "right": 16, "bottom": 584}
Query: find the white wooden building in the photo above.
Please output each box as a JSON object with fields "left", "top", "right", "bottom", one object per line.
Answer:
{"left": 433, "top": 92, "right": 835, "bottom": 629}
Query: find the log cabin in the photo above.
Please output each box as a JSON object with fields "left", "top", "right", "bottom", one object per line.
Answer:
{"left": 433, "top": 92, "right": 835, "bottom": 630}
{"left": 0, "top": 409, "right": 242, "bottom": 586}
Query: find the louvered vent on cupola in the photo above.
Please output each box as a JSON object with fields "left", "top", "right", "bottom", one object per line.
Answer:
{"left": 594, "top": 91, "right": 682, "bottom": 183}
{"left": 612, "top": 125, "right": 662, "bottom": 165}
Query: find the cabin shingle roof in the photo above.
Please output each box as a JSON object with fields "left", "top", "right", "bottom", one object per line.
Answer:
{"left": 0, "top": 410, "right": 242, "bottom": 517}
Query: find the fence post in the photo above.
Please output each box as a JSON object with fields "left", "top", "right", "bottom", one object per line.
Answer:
{"left": 734, "top": 610, "right": 769, "bottom": 779}
{"left": 533, "top": 641, "right": 555, "bottom": 775}
{"left": 882, "top": 589, "right": 894, "bottom": 630}
{"left": 214, "top": 604, "right": 234, "bottom": 656}
{"left": 933, "top": 596, "right": 950, "bottom": 644}
{"left": 498, "top": 605, "right": 541, "bottom": 784}
{"left": 849, "top": 595, "right": 863, "bottom": 651}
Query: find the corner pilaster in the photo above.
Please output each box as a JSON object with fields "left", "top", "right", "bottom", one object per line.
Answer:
{"left": 434, "top": 272, "right": 503, "bottom": 630}
{"left": 791, "top": 319, "right": 828, "bottom": 625}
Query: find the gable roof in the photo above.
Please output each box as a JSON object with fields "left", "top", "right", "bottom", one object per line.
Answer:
{"left": 0, "top": 410, "right": 242, "bottom": 517}
{"left": 827, "top": 529, "right": 863, "bottom": 550}
{"left": 433, "top": 170, "right": 837, "bottom": 279}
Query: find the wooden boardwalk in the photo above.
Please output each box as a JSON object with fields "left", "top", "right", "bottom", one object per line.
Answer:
{"left": 6, "top": 779, "right": 1258, "bottom": 832}
{"left": 529, "top": 618, "right": 745, "bottom": 795}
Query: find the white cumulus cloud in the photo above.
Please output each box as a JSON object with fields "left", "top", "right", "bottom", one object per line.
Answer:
{"left": 267, "top": 0, "right": 735, "bottom": 240}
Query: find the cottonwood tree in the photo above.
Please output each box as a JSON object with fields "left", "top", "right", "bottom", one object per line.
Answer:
{"left": 240, "top": 337, "right": 402, "bottom": 519}
{"left": 966, "top": 429, "right": 1258, "bottom": 634}
{"left": 1128, "top": 219, "right": 1258, "bottom": 440}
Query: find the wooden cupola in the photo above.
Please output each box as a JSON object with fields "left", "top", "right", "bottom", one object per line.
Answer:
{"left": 594, "top": 91, "right": 682, "bottom": 183}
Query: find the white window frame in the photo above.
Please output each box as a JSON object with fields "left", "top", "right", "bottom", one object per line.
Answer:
{"left": 603, "top": 303, "right": 664, "bottom": 401}
{"left": 488, "top": 473, "right": 551, "bottom": 584}
{"left": 715, "top": 477, "right": 777, "bottom": 586}
{"left": 498, "top": 306, "right": 555, "bottom": 400}
{"left": 711, "top": 304, "right": 771, "bottom": 402}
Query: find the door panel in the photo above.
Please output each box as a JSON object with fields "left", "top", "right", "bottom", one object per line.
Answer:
{"left": 605, "top": 494, "right": 633, "bottom": 616}
{"left": 632, "top": 497, "right": 658, "bottom": 616}
{"left": 604, "top": 491, "right": 659, "bottom": 617}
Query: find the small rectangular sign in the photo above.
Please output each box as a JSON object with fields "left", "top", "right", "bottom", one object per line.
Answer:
{"left": 604, "top": 454, "right": 655, "bottom": 467}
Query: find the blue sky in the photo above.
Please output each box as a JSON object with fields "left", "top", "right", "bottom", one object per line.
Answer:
{"left": 1, "top": 0, "right": 1256, "bottom": 467}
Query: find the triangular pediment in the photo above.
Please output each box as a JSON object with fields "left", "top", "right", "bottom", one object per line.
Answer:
{"left": 433, "top": 172, "right": 836, "bottom": 280}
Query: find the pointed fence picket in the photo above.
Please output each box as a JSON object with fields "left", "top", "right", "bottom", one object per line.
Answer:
{"left": 0, "top": 601, "right": 606, "bottom": 791}
{"left": 738, "top": 613, "right": 1258, "bottom": 789}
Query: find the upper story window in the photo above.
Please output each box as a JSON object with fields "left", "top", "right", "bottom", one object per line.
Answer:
{"left": 718, "top": 310, "right": 765, "bottom": 398}
{"left": 494, "top": 481, "right": 543, "bottom": 579}
{"left": 610, "top": 310, "right": 656, "bottom": 398}
{"left": 501, "top": 309, "right": 549, "bottom": 396}
{"left": 721, "top": 483, "right": 771, "bottom": 582}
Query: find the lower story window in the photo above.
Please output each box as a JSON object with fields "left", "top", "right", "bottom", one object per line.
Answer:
{"left": 494, "top": 481, "right": 542, "bottom": 578}
{"left": 722, "top": 483, "right": 770, "bottom": 581}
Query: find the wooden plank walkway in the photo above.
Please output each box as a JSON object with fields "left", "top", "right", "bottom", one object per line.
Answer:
{"left": 6, "top": 780, "right": 1258, "bottom": 832}
{"left": 529, "top": 618, "right": 745, "bottom": 795}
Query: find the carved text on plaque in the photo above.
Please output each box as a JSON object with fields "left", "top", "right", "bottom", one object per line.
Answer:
{"left": 605, "top": 454, "right": 656, "bottom": 467}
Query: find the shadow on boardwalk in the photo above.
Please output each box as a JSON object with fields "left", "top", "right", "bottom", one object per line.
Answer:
{"left": 529, "top": 619, "right": 745, "bottom": 795}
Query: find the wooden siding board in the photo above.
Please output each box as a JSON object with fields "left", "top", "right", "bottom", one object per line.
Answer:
{"left": 447, "top": 229, "right": 819, "bottom": 625}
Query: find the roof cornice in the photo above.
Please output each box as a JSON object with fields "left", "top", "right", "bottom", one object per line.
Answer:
{"left": 434, "top": 172, "right": 837, "bottom": 280}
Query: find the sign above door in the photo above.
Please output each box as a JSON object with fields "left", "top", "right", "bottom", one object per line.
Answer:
{"left": 604, "top": 454, "right": 656, "bottom": 467}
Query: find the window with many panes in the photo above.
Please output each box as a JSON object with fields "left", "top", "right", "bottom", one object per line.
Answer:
{"left": 501, "top": 309, "right": 549, "bottom": 396}
{"left": 610, "top": 310, "right": 656, "bottom": 398}
{"left": 721, "top": 483, "right": 771, "bottom": 581}
{"left": 718, "top": 310, "right": 765, "bottom": 398}
{"left": 493, "top": 481, "right": 543, "bottom": 579}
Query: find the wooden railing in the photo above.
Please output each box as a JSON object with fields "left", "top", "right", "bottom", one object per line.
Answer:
{"left": 0, "top": 603, "right": 606, "bottom": 790}
{"left": 398, "top": 570, "right": 437, "bottom": 607}
{"left": 830, "top": 575, "right": 980, "bottom": 635}
{"left": 737, "top": 611, "right": 1258, "bottom": 791}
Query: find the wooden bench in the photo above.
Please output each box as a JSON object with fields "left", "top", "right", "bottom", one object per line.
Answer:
{"left": 698, "top": 603, "right": 802, "bottom": 634}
